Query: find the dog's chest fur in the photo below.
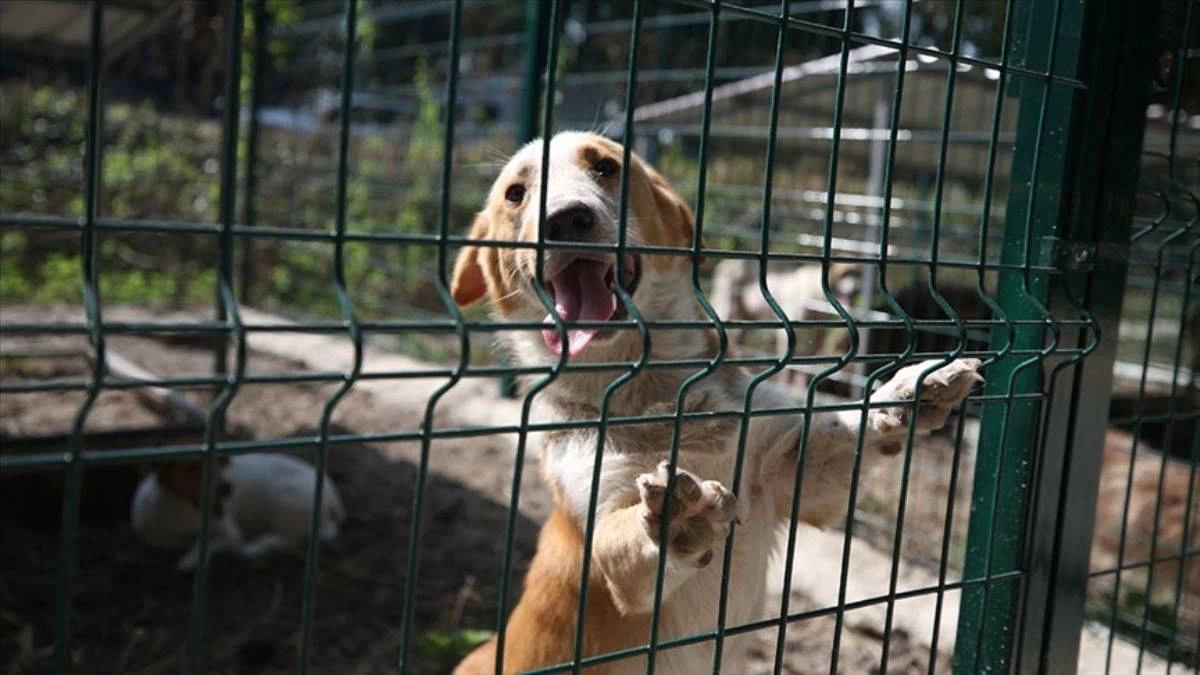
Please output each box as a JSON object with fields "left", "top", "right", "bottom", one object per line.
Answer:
{"left": 534, "top": 372, "right": 800, "bottom": 671}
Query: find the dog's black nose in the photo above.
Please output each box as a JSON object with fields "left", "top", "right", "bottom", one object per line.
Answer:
{"left": 547, "top": 204, "right": 595, "bottom": 240}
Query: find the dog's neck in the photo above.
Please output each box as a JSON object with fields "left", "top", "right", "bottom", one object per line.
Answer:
{"left": 506, "top": 329, "right": 740, "bottom": 420}
{"left": 495, "top": 272, "right": 751, "bottom": 419}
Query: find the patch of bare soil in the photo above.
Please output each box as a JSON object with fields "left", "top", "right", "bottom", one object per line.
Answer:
{"left": 744, "top": 609, "right": 931, "bottom": 675}
{"left": 1, "top": 307, "right": 550, "bottom": 674}
{"left": 851, "top": 419, "right": 976, "bottom": 580}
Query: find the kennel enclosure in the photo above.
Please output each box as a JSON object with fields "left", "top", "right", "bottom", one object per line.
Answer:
{"left": 0, "top": 0, "right": 1197, "bottom": 673}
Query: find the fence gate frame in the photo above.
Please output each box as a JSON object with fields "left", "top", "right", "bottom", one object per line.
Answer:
{"left": 951, "top": 0, "right": 1179, "bottom": 672}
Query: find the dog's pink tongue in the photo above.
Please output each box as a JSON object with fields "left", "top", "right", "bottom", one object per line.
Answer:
{"left": 543, "top": 260, "right": 614, "bottom": 356}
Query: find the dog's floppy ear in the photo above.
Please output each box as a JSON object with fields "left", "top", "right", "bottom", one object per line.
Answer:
{"left": 646, "top": 166, "right": 706, "bottom": 255}
{"left": 450, "top": 213, "right": 491, "bottom": 307}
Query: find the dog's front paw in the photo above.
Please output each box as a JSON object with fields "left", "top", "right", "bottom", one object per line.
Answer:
{"left": 870, "top": 359, "right": 984, "bottom": 446}
{"left": 635, "top": 461, "right": 739, "bottom": 567}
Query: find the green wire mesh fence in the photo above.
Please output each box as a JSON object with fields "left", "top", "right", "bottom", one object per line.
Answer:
{"left": 0, "top": 0, "right": 1196, "bottom": 673}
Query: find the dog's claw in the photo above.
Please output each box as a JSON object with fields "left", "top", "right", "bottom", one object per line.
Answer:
{"left": 870, "top": 358, "right": 984, "bottom": 443}
{"left": 636, "top": 463, "right": 739, "bottom": 566}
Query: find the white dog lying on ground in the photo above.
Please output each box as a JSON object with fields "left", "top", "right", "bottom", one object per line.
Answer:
{"left": 130, "top": 453, "right": 345, "bottom": 570}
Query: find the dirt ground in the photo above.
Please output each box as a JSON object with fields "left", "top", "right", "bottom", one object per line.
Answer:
{"left": 0, "top": 305, "right": 1191, "bottom": 673}
{"left": 1, "top": 306, "right": 555, "bottom": 674}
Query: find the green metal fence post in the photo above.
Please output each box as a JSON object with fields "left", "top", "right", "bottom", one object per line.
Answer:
{"left": 953, "top": 0, "right": 1086, "bottom": 671}
{"left": 575, "top": 3, "right": 651, "bottom": 670}
{"left": 494, "top": 4, "right": 566, "bottom": 669}
{"left": 517, "top": 0, "right": 549, "bottom": 146}
{"left": 953, "top": 0, "right": 1169, "bottom": 671}
{"left": 1015, "top": 0, "right": 1167, "bottom": 670}
{"left": 188, "top": 1, "right": 247, "bottom": 671}
{"left": 398, "top": 1, "right": 464, "bottom": 670}
{"left": 1012, "top": 0, "right": 1165, "bottom": 663}
{"left": 298, "top": 1, "right": 362, "bottom": 670}
{"left": 54, "top": 2, "right": 105, "bottom": 671}
{"left": 496, "top": 0, "right": 551, "bottom": 400}
{"left": 239, "top": 0, "right": 268, "bottom": 305}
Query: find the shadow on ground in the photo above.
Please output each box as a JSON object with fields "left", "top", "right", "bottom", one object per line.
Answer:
{"left": 0, "top": 426, "right": 540, "bottom": 674}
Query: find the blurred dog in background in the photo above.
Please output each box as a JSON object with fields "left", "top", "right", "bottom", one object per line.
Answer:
{"left": 1091, "top": 429, "right": 1198, "bottom": 616}
{"left": 131, "top": 453, "right": 346, "bottom": 570}
{"left": 710, "top": 259, "right": 864, "bottom": 376}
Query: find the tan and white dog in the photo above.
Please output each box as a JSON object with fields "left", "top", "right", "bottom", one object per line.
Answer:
{"left": 450, "top": 132, "right": 982, "bottom": 674}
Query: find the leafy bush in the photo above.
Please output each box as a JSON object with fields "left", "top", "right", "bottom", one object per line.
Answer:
{"left": 0, "top": 72, "right": 496, "bottom": 326}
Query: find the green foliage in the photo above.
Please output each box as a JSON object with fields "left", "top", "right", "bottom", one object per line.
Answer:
{"left": 406, "top": 58, "right": 443, "bottom": 170}
{"left": 411, "top": 629, "right": 493, "bottom": 673}
{"left": 241, "top": 0, "right": 306, "bottom": 102}
{"left": 30, "top": 254, "right": 81, "bottom": 305}
{"left": 0, "top": 233, "right": 34, "bottom": 301}
{"left": 354, "top": 0, "right": 378, "bottom": 56}
{"left": 0, "top": 79, "right": 489, "bottom": 322}
{"left": 0, "top": 232, "right": 217, "bottom": 308}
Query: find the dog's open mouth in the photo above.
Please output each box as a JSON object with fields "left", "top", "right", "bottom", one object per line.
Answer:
{"left": 542, "top": 254, "right": 641, "bottom": 356}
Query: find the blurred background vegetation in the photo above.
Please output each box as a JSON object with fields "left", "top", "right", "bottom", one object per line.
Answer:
{"left": 0, "top": 0, "right": 1023, "bottom": 321}
{"left": 0, "top": 0, "right": 1194, "bottom": 362}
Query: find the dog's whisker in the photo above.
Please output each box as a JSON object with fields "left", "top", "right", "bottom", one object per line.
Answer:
{"left": 484, "top": 144, "right": 513, "bottom": 165}
{"left": 493, "top": 287, "right": 525, "bottom": 304}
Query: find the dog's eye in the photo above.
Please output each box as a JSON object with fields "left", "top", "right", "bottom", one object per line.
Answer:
{"left": 505, "top": 184, "right": 526, "bottom": 204}
{"left": 592, "top": 158, "right": 619, "bottom": 178}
